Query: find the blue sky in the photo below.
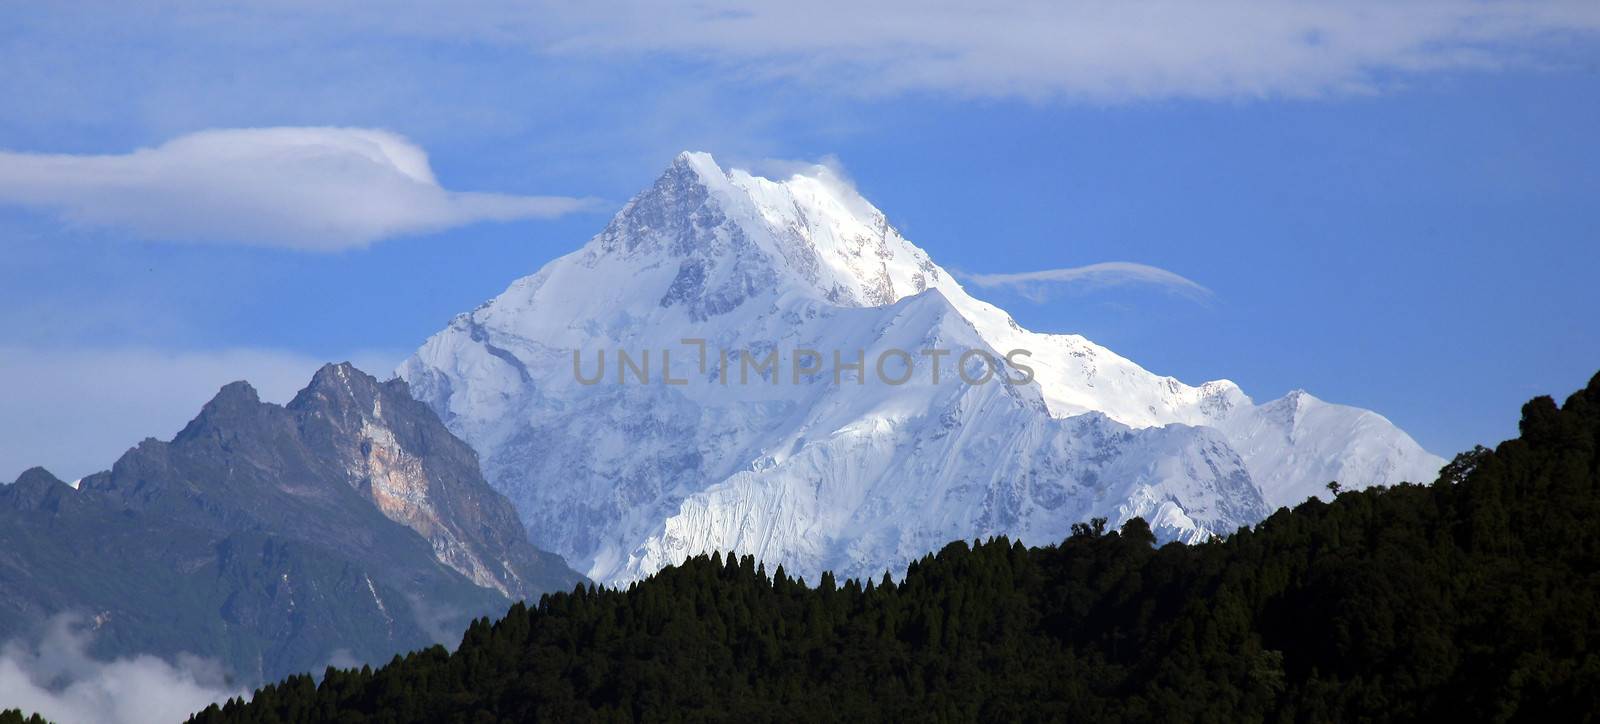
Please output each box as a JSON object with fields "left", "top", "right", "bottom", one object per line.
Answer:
{"left": 2, "top": 2, "right": 1598, "bottom": 480}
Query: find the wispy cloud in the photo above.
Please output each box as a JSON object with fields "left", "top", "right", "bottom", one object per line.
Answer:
{"left": 0, "top": 127, "right": 594, "bottom": 250}
{"left": 3, "top": 2, "right": 1597, "bottom": 152}
{"left": 0, "top": 614, "right": 243, "bottom": 724}
{"left": 533, "top": 1, "right": 1600, "bottom": 100}
{"left": 959, "top": 262, "right": 1212, "bottom": 303}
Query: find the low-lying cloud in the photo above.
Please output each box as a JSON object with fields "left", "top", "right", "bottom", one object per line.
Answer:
{"left": 0, "top": 127, "right": 594, "bottom": 250}
{"left": 0, "top": 614, "right": 243, "bottom": 724}
{"left": 960, "top": 262, "right": 1212, "bottom": 303}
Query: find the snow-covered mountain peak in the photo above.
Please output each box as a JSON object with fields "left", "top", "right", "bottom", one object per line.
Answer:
{"left": 560, "top": 153, "right": 1251, "bottom": 429}
{"left": 587, "top": 151, "right": 946, "bottom": 314}
{"left": 400, "top": 151, "right": 1446, "bottom": 585}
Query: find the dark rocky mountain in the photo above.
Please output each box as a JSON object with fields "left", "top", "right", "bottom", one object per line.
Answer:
{"left": 0, "top": 363, "right": 584, "bottom": 685}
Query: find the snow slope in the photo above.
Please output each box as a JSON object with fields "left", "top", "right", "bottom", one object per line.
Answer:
{"left": 400, "top": 152, "right": 1444, "bottom": 585}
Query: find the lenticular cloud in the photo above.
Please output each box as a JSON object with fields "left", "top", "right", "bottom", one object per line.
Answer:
{"left": 0, "top": 127, "right": 593, "bottom": 250}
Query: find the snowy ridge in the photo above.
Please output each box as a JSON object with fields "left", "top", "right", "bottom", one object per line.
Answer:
{"left": 400, "top": 152, "right": 1444, "bottom": 585}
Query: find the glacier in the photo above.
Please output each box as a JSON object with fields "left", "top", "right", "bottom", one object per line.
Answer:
{"left": 399, "top": 151, "right": 1444, "bottom": 585}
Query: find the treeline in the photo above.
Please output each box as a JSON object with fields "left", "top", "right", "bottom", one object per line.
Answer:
{"left": 190, "top": 373, "right": 1600, "bottom": 723}
{"left": 0, "top": 710, "right": 50, "bottom": 724}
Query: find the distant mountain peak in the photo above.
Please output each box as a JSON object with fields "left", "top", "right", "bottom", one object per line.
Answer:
{"left": 2, "top": 467, "right": 74, "bottom": 512}
{"left": 294, "top": 361, "right": 385, "bottom": 414}
{"left": 175, "top": 379, "right": 268, "bottom": 445}
{"left": 309, "top": 360, "right": 371, "bottom": 388}
{"left": 208, "top": 379, "right": 262, "bottom": 408}
{"left": 12, "top": 466, "right": 65, "bottom": 488}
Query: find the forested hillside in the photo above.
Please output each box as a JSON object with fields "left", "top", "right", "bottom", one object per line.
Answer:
{"left": 190, "top": 373, "right": 1600, "bottom": 723}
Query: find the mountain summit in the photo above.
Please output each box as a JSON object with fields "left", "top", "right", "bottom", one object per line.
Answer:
{"left": 400, "top": 152, "right": 1443, "bottom": 585}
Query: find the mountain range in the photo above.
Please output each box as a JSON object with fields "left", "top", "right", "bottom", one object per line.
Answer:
{"left": 399, "top": 152, "right": 1445, "bottom": 586}
{"left": 0, "top": 152, "right": 1447, "bottom": 694}
{"left": 0, "top": 363, "right": 582, "bottom": 684}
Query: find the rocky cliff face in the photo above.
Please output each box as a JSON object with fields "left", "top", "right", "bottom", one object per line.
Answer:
{"left": 283, "top": 363, "right": 572, "bottom": 598}
{"left": 0, "top": 363, "right": 583, "bottom": 684}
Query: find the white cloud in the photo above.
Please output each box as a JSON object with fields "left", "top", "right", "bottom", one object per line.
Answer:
{"left": 0, "top": 615, "right": 244, "bottom": 724}
{"left": 960, "top": 262, "right": 1212, "bottom": 302}
{"left": 0, "top": 346, "right": 403, "bottom": 482}
{"left": 535, "top": 1, "right": 1600, "bottom": 100}
{"left": 0, "top": 127, "right": 594, "bottom": 250}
